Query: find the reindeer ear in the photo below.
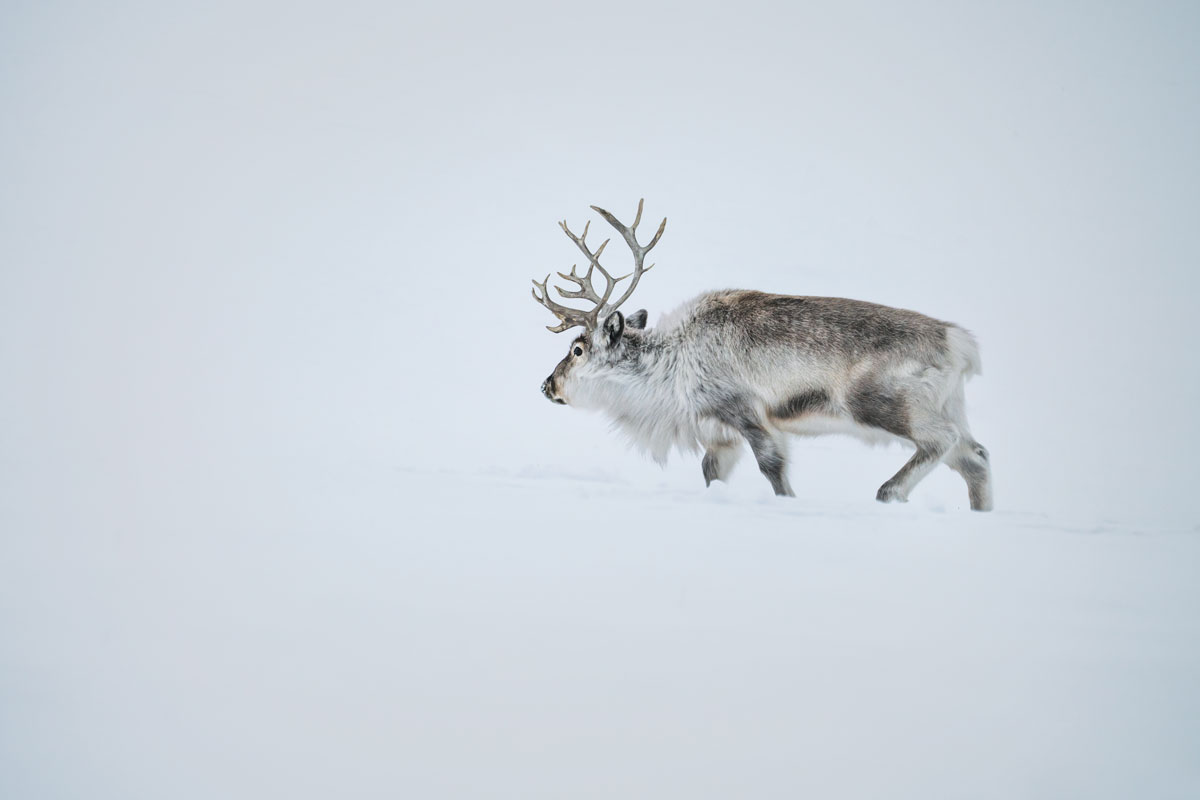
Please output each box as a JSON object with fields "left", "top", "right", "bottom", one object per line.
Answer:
{"left": 625, "top": 309, "right": 648, "bottom": 330}
{"left": 602, "top": 311, "right": 624, "bottom": 344}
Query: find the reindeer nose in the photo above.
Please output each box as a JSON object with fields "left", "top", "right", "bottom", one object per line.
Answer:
{"left": 541, "top": 378, "right": 552, "bottom": 398}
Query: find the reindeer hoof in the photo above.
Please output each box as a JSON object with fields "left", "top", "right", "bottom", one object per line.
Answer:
{"left": 876, "top": 484, "right": 908, "bottom": 504}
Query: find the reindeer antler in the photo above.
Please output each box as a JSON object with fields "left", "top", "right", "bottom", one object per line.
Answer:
{"left": 591, "top": 198, "right": 666, "bottom": 318}
{"left": 532, "top": 199, "right": 667, "bottom": 334}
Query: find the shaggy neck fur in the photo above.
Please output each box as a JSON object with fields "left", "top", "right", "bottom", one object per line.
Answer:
{"left": 566, "top": 304, "right": 709, "bottom": 464}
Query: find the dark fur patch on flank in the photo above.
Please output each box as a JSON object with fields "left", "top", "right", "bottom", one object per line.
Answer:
{"left": 847, "top": 382, "right": 911, "bottom": 438}
{"left": 771, "top": 389, "right": 830, "bottom": 419}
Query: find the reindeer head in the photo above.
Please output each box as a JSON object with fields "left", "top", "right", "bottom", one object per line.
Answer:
{"left": 533, "top": 199, "right": 665, "bottom": 406}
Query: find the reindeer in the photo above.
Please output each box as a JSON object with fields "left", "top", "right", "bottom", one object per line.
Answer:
{"left": 532, "top": 200, "right": 993, "bottom": 511}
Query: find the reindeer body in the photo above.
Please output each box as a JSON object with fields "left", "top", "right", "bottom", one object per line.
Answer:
{"left": 534, "top": 202, "right": 993, "bottom": 510}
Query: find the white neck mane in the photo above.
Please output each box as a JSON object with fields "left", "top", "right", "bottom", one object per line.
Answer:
{"left": 570, "top": 303, "right": 712, "bottom": 463}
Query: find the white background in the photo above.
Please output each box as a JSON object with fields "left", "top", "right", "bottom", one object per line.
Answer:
{"left": 3, "top": 2, "right": 1198, "bottom": 797}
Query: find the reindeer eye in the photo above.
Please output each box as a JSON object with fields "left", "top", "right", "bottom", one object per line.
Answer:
{"left": 573, "top": 346, "right": 583, "bottom": 357}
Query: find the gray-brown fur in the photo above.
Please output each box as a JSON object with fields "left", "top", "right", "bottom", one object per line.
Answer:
{"left": 771, "top": 389, "right": 831, "bottom": 421}
{"left": 541, "top": 290, "right": 992, "bottom": 511}
{"left": 534, "top": 202, "right": 991, "bottom": 511}
{"left": 846, "top": 382, "right": 911, "bottom": 439}
{"left": 625, "top": 309, "right": 649, "bottom": 330}
{"left": 705, "top": 393, "right": 795, "bottom": 497}
{"left": 689, "top": 291, "right": 951, "bottom": 366}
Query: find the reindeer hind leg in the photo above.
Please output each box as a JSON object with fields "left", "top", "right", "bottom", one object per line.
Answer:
{"left": 876, "top": 442, "right": 952, "bottom": 503}
{"left": 856, "top": 392, "right": 959, "bottom": 504}
{"left": 941, "top": 378, "right": 994, "bottom": 511}
{"left": 947, "top": 439, "right": 993, "bottom": 511}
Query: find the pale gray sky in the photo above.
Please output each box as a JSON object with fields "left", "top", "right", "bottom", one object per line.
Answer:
{"left": 5, "top": 1, "right": 1198, "bottom": 527}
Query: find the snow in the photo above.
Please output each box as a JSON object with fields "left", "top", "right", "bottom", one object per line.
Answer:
{"left": 3, "top": 1, "right": 1200, "bottom": 797}
{"left": 4, "top": 460, "right": 1198, "bottom": 798}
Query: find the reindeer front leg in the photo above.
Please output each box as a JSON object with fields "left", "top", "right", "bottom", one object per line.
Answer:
{"left": 706, "top": 401, "right": 794, "bottom": 497}
{"left": 701, "top": 440, "right": 743, "bottom": 486}
{"left": 744, "top": 428, "right": 794, "bottom": 497}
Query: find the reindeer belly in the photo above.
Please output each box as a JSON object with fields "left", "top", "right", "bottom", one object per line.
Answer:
{"left": 766, "top": 386, "right": 909, "bottom": 447}
{"left": 775, "top": 413, "right": 908, "bottom": 446}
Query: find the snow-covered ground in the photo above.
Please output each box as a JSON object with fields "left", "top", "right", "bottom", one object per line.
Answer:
{"left": 3, "top": 457, "right": 1198, "bottom": 798}
{"left": 3, "top": 1, "right": 1199, "bottom": 797}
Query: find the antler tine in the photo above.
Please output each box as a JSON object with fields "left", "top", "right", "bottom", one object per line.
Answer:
{"left": 531, "top": 274, "right": 590, "bottom": 333}
{"left": 532, "top": 201, "right": 665, "bottom": 333}
{"left": 559, "top": 219, "right": 622, "bottom": 311}
{"left": 644, "top": 216, "right": 667, "bottom": 251}
{"left": 556, "top": 265, "right": 604, "bottom": 304}
{"left": 589, "top": 198, "right": 667, "bottom": 316}
{"left": 531, "top": 217, "right": 624, "bottom": 333}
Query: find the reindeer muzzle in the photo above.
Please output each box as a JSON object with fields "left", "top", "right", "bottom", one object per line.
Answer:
{"left": 541, "top": 377, "right": 565, "bottom": 405}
